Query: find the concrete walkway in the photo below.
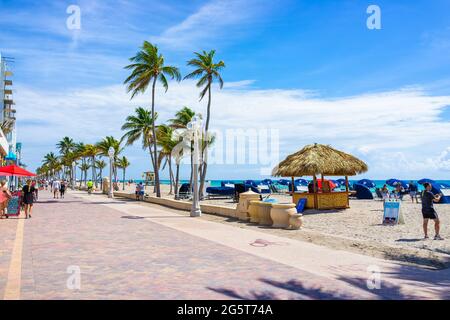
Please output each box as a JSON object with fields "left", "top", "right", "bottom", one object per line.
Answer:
{"left": 0, "top": 190, "right": 448, "bottom": 299}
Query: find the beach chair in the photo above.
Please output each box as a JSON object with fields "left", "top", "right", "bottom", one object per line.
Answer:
{"left": 270, "top": 184, "right": 284, "bottom": 195}
{"left": 375, "top": 188, "right": 384, "bottom": 200}
{"left": 234, "top": 183, "right": 264, "bottom": 201}
{"left": 296, "top": 198, "right": 307, "bottom": 213}
{"left": 206, "top": 186, "right": 235, "bottom": 199}
{"left": 178, "top": 183, "right": 191, "bottom": 199}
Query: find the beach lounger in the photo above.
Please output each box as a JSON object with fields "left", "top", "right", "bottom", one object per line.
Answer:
{"left": 178, "top": 183, "right": 191, "bottom": 199}
{"left": 206, "top": 186, "right": 235, "bottom": 199}
{"left": 269, "top": 184, "right": 284, "bottom": 195}
{"left": 257, "top": 184, "right": 271, "bottom": 194}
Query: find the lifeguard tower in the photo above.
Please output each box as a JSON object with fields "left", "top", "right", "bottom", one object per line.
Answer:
{"left": 142, "top": 171, "right": 155, "bottom": 186}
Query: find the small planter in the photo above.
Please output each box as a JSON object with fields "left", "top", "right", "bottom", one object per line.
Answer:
{"left": 237, "top": 191, "right": 261, "bottom": 221}
{"left": 288, "top": 212, "right": 303, "bottom": 230}
{"left": 270, "top": 203, "right": 296, "bottom": 228}
{"left": 248, "top": 200, "right": 260, "bottom": 223}
{"left": 257, "top": 202, "right": 273, "bottom": 226}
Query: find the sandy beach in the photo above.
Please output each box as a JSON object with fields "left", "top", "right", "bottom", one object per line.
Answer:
{"left": 119, "top": 182, "right": 450, "bottom": 268}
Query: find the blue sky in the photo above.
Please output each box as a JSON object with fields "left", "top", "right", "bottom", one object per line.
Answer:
{"left": 1, "top": 0, "right": 450, "bottom": 180}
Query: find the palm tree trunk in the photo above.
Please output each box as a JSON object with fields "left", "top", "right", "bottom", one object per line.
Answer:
{"left": 149, "top": 149, "right": 157, "bottom": 194}
{"left": 168, "top": 155, "right": 173, "bottom": 195}
{"left": 92, "top": 156, "right": 97, "bottom": 188}
{"left": 199, "top": 82, "right": 212, "bottom": 198}
{"left": 151, "top": 77, "right": 161, "bottom": 197}
{"left": 147, "top": 137, "right": 157, "bottom": 194}
{"left": 175, "top": 163, "right": 180, "bottom": 200}
{"left": 122, "top": 168, "right": 126, "bottom": 191}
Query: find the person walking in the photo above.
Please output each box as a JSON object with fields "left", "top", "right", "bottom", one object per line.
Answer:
{"left": 421, "top": 182, "right": 444, "bottom": 240}
{"left": 52, "top": 179, "right": 61, "bottom": 199}
{"left": 381, "top": 184, "right": 390, "bottom": 200}
{"left": 0, "top": 180, "right": 11, "bottom": 219}
{"left": 135, "top": 182, "right": 144, "bottom": 201}
{"left": 87, "top": 180, "right": 93, "bottom": 194}
{"left": 409, "top": 181, "right": 419, "bottom": 203}
{"left": 32, "top": 180, "right": 39, "bottom": 201}
{"left": 60, "top": 180, "right": 66, "bottom": 199}
{"left": 22, "top": 179, "right": 36, "bottom": 219}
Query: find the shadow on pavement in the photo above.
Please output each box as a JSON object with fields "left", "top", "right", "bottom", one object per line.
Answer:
{"left": 208, "top": 262, "right": 450, "bottom": 299}
{"left": 208, "top": 278, "right": 354, "bottom": 300}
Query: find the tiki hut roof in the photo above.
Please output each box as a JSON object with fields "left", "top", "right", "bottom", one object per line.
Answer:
{"left": 272, "top": 143, "right": 368, "bottom": 177}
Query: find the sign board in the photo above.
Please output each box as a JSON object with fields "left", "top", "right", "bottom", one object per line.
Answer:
{"left": 6, "top": 195, "right": 21, "bottom": 216}
{"left": 383, "top": 199, "right": 404, "bottom": 225}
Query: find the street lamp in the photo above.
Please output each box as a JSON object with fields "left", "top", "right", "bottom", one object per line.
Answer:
{"left": 72, "top": 161, "right": 76, "bottom": 190}
{"left": 187, "top": 116, "right": 202, "bottom": 217}
{"left": 108, "top": 147, "right": 114, "bottom": 198}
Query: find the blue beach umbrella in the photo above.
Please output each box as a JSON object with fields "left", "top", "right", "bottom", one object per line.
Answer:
{"left": 294, "top": 178, "right": 309, "bottom": 186}
{"left": 277, "top": 179, "right": 290, "bottom": 186}
{"left": 418, "top": 178, "right": 436, "bottom": 185}
{"left": 386, "top": 178, "right": 408, "bottom": 188}
{"left": 357, "top": 179, "right": 376, "bottom": 188}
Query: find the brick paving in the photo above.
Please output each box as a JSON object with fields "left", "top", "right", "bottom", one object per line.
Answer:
{"left": 1, "top": 190, "right": 448, "bottom": 299}
{"left": 0, "top": 216, "right": 17, "bottom": 298}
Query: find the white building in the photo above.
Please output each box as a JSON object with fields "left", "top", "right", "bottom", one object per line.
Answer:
{"left": 0, "top": 53, "right": 17, "bottom": 163}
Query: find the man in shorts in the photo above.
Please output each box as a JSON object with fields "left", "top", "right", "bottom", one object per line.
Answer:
{"left": 52, "top": 179, "right": 61, "bottom": 199}
{"left": 135, "top": 182, "right": 143, "bottom": 201}
{"left": 409, "top": 180, "right": 419, "bottom": 203}
{"left": 421, "top": 183, "right": 443, "bottom": 240}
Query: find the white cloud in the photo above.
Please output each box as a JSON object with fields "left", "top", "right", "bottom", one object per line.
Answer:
{"left": 15, "top": 80, "right": 450, "bottom": 179}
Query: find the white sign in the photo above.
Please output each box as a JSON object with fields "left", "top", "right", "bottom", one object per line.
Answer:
{"left": 383, "top": 199, "right": 404, "bottom": 225}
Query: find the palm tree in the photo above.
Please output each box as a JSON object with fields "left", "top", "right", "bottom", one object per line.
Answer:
{"left": 95, "top": 159, "right": 107, "bottom": 185}
{"left": 121, "top": 107, "right": 158, "bottom": 181}
{"left": 60, "top": 151, "right": 77, "bottom": 185}
{"left": 83, "top": 144, "right": 99, "bottom": 187}
{"left": 74, "top": 142, "right": 86, "bottom": 186}
{"left": 156, "top": 124, "right": 178, "bottom": 195}
{"left": 124, "top": 41, "right": 181, "bottom": 197}
{"left": 184, "top": 50, "right": 225, "bottom": 197}
{"left": 116, "top": 156, "right": 131, "bottom": 191}
{"left": 169, "top": 107, "right": 196, "bottom": 129}
{"left": 169, "top": 107, "right": 196, "bottom": 188}
{"left": 42, "top": 152, "right": 59, "bottom": 178}
{"left": 96, "top": 136, "right": 123, "bottom": 183}
{"left": 79, "top": 162, "right": 91, "bottom": 186}
{"left": 57, "top": 137, "right": 76, "bottom": 155}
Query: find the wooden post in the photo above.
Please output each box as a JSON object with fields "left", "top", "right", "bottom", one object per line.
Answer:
{"left": 291, "top": 176, "right": 295, "bottom": 200}
{"left": 313, "top": 175, "right": 318, "bottom": 209}
{"left": 321, "top": 173, "right": 324, "bottom": 193}
{"left": 345, "top": 175, "right": 349, "bottom": 208}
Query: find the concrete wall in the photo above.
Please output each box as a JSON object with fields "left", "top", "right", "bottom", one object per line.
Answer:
{"left": 114, "top": 192, "right": 237, "bottom": 218}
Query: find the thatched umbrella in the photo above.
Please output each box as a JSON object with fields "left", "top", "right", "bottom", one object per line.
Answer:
{"left": 273, "top": 143, "right": 368, "bottom": 177}
{"left": 272, "top": 143, "right": 368, "bottom": 208}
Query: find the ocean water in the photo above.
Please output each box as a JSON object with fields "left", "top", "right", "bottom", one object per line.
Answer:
{"left": 128, "top": 179, "right": 450, "bottom": 191}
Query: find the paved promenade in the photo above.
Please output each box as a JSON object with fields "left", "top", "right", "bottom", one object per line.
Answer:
{"left": 0, "top": 190, "right": 448, "bottom": 299}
